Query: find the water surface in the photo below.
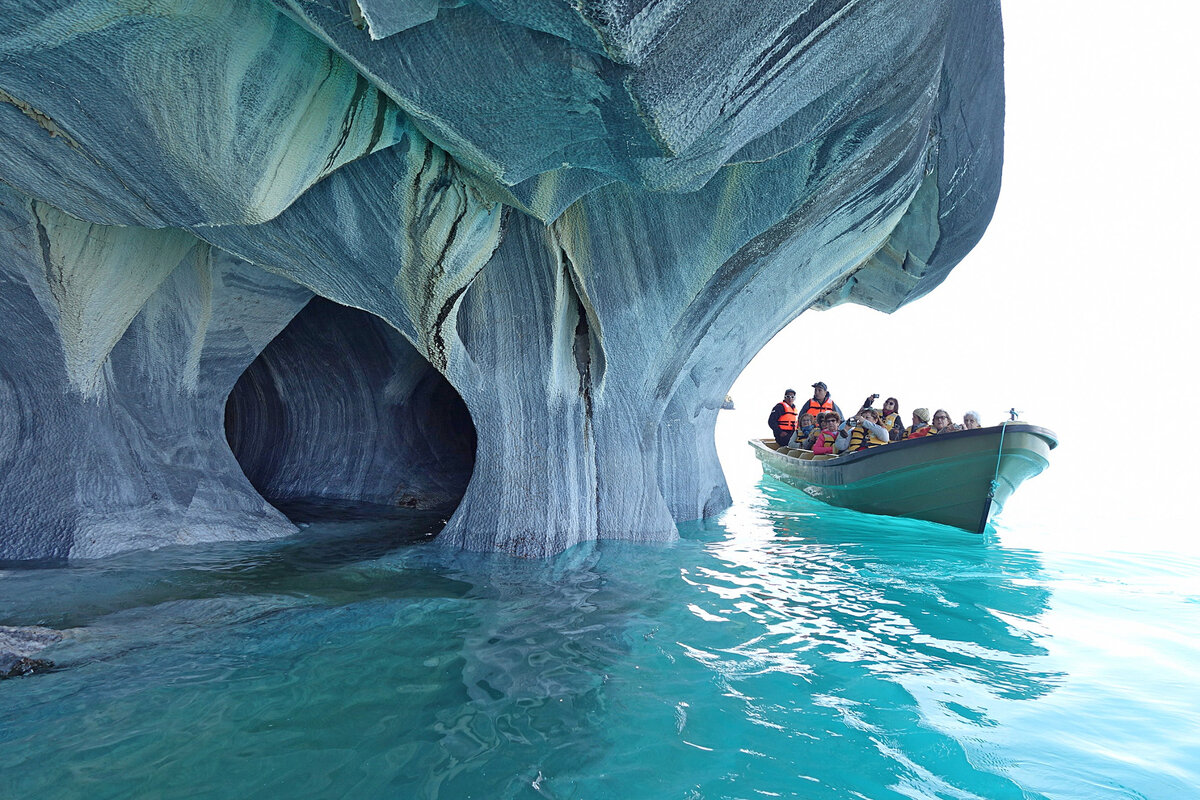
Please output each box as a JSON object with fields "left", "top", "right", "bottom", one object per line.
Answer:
{"left": 2, "top": 437, "right": 1197, "bottom": 799}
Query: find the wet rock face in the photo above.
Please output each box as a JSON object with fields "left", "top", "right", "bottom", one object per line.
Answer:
{"left": 0, "top": 625, "right": 62, "bottom": 679}
{"left": 226, "top": 298, "right": 476, "bottom": 512}
{"left": 0, "top": 183, "right": 312, "bottom": 560}
{"left": 0, "top": 1, "right": 1004, "bottom": 558}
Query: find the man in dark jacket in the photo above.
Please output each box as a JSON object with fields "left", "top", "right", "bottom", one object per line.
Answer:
{"left": 767, "top": 389, "right": 799, "bottom": 447}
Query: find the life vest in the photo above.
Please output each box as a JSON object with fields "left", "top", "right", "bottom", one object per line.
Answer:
{"left": 776, "top": 401, "right": 798, "bottom": 431}
{"left": 880, "top": 412, "right": 902, "bottom": 441}
{"left": 907, "top": 425, "right": 932, "bottom": 438}
{"left": 812, "top": 430, "right": 839, "bottom": 455}
{"left": 800, "top": 397, "right": 834, "bottom": 418}
{"left": 849, "top": 424, "right": 888, "bottom": 451}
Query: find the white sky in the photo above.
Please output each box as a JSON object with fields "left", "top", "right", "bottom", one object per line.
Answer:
{"left": 723, "top": 2, "right": 1200, "bottom": 554}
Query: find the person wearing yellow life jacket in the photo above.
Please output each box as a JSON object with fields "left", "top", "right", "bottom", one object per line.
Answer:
{"left": 811, "top": 412, "right": 842, "bottom": 454}
{"left": 798, "top": 381, "right": 844, "bottom": 421}
{"left": 799, "top": 412, "right": 825, "bottom": 450}
{"left": 880, "top": 397, "right": 904, "bottom": 441}
{"left": 767, "top": 389, "right": 799, "bottom": 447}
{"left": 835, "top": 408, "right": 890, "bottom": 453}
{"left": 797, "top": 413, "right": 818, "bottom": 443}
{"left": 906, "top": 408, "right": 933, "bottom": 438}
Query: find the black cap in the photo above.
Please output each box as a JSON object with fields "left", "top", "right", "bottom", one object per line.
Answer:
{"left": 812, "top": 381, "right": 828, "bottom": 391}
{"left": 784, "top": 388, "right": 796, "bottom": 395}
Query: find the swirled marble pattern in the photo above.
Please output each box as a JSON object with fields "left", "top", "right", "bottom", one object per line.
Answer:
{"left": 0, "top": 0, "right": 1004, "bottom": 558}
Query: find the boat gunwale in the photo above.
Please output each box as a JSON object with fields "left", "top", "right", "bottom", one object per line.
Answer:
{"left": 753, "top": 423, "right": 1057, "bottom": 470}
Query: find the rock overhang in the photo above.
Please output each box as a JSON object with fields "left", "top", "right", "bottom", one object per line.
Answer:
{"left": 0, "top": 0, "right": 1004, "bottom": 559}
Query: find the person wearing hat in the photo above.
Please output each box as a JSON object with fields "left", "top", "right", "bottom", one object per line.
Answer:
{"left": 767, "top": 389, "right": 800, "bottom": 447}
{"left": 906, "top": 408, "right": 933, "bottom": 438}
{"left": 798, "top": 381, "right": 844, "bottom": 421}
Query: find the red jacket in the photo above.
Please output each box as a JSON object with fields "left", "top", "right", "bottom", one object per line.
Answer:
{"left": 812, "top": 430, "right": 839, "bottom": 454}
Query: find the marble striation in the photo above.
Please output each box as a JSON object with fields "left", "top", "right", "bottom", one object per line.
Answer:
{"left": 0, "top": 0, "right": 1004, "bottom": 559}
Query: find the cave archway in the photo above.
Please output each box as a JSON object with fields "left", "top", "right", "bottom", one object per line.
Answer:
{"left": 224, "top": 297, "right": 476, "bottom": 524}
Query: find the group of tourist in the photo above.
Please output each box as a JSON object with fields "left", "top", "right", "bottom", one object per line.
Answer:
{"left": 767, "top": 382, "right": 984, "bottom": 453}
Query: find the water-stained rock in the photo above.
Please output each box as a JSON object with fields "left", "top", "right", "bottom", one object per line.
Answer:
{"left": 0, "top": 625, "right": 62, "bottom": 678}
{"left": 0, "top": 0, "right": 1005, "bottom": 559}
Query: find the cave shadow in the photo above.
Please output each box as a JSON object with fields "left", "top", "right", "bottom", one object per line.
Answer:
{"left": 224, "top": 297, "right": 476, "bottom": 552}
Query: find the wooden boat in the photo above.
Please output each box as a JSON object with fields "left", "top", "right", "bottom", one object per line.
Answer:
{"left": 749, "top": 423, "right": 1057, "bottom": 533}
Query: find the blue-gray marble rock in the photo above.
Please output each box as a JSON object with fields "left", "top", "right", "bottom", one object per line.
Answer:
{"left": 0, "top": 0, "right": 405, "bottom": 227}
{"left": 0, "top": 183, "right": 312, "bottom": 560}
{"left": 0, "top": 0, "right": 1004, "bottom": 559}
{"left": 226, "top": 297, "right": 476, "bottom": 512}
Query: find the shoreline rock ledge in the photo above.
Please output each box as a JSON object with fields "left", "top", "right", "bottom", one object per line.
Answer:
{"left": 0, "top": 0, "right": 1004, "bottom": 559}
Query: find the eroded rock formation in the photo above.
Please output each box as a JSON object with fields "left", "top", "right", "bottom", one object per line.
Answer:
{"left": 0, "top": 0, "right": 1004, "bottom": 559}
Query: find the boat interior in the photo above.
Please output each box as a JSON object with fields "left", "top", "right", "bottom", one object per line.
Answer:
{"left": 758, "top": 439, "right": 837, "bottom": 461}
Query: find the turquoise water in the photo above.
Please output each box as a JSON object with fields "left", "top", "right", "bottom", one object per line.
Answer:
{"left": 3, "top": 439, "right": 1199, "bottom": 799}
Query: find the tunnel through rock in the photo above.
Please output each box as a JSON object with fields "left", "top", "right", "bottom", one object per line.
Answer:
{"left": 224, "top": 297, "right": 476, "bottom": 524}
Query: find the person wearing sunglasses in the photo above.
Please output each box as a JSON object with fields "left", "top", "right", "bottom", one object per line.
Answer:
{"left": 810, "top": 412, "right": 842, "bottom": 454}
{"left": 768, "top": 389, "right": 800, "bottom": 447}
{"left": 880, "top": 396, "right": 904, "bottom": 441}
{"left": 931, "top": 409, "right": 960, "bottom": 434}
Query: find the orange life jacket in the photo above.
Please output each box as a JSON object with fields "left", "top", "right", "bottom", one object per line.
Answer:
{"left": 907, "top": 425, "right": 932, "bottom": 438}
{"left": 776, "top": 401, "right": 798, "bottom": 431}
{"left": 800, "top": 397, "right": 834, "bottom": 418}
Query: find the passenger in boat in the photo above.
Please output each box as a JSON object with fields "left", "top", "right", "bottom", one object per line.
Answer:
{"left": 835, "top": 408, "right": 890, "bottom": 453}
{"left": 799, "top": 415, "right": 822, "bottom": 450}
{"left": 767, "top": 389, "right": 799, "bottom": 447}
{"left": 880, "top": 397, "right": 904, "bottom": 441}
{"left": 931, "top": 409, "right": 960, "bottom": 433}
{"left": 962, "top": 411, "right": 982, "bottom": 430}
{"left": 798, "top": 413, "right": 818, "bottom": 442}
{"left": 798, "top": 381, "right": 844, "bottom": 421}
{"left": 810, "top": 412, "right": 842, "bottom": 455}
{"left": 906, "top": 408, "right": 933, "bottom": 438}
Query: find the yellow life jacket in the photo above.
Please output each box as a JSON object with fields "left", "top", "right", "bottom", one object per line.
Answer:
{"left": 849, "top": 423, "right": 888, "bottom": 451}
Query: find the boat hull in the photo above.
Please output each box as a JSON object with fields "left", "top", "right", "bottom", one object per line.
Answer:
{"left": 750, "top": 424, "right": 1057, "bottom": 533}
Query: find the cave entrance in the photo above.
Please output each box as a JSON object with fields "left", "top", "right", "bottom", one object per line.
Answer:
{"left": 223, "top": 297, "right": 476, "bottom": 533}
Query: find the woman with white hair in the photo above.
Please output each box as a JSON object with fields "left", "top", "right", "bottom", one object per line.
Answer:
{"left": 962, "top": 411, "right": 982, "bottom": 429}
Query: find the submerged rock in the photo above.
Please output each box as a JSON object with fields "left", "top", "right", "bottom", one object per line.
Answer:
{"left": 0, "top": 625, "right": 62, "bottom": 678}
{"left": 0, "top": 0, "right": 1004, "bottom": 558}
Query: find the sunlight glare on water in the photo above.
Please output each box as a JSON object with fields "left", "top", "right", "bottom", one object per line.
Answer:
{"left": 1, "top": 422, "right": 1198, "bottom": 799}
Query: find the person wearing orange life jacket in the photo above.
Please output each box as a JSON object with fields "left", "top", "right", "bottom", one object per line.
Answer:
{"left": 767, "top": 389, "right": 799, "bottom": 447}
{"left": 835, "top": 408, "right": 890, "bottom": 453}
{"left": 798, "top": 381, "right": 844, "bottom": 421}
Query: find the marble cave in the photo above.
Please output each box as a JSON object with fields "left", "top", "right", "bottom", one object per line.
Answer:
{"left": 0, "top": 0, "right": 1004, "bottom": 560}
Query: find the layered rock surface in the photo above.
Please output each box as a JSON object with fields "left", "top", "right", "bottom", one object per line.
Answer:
{"left": 0, "top": 0, "right": 1004, "bottom": 559}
